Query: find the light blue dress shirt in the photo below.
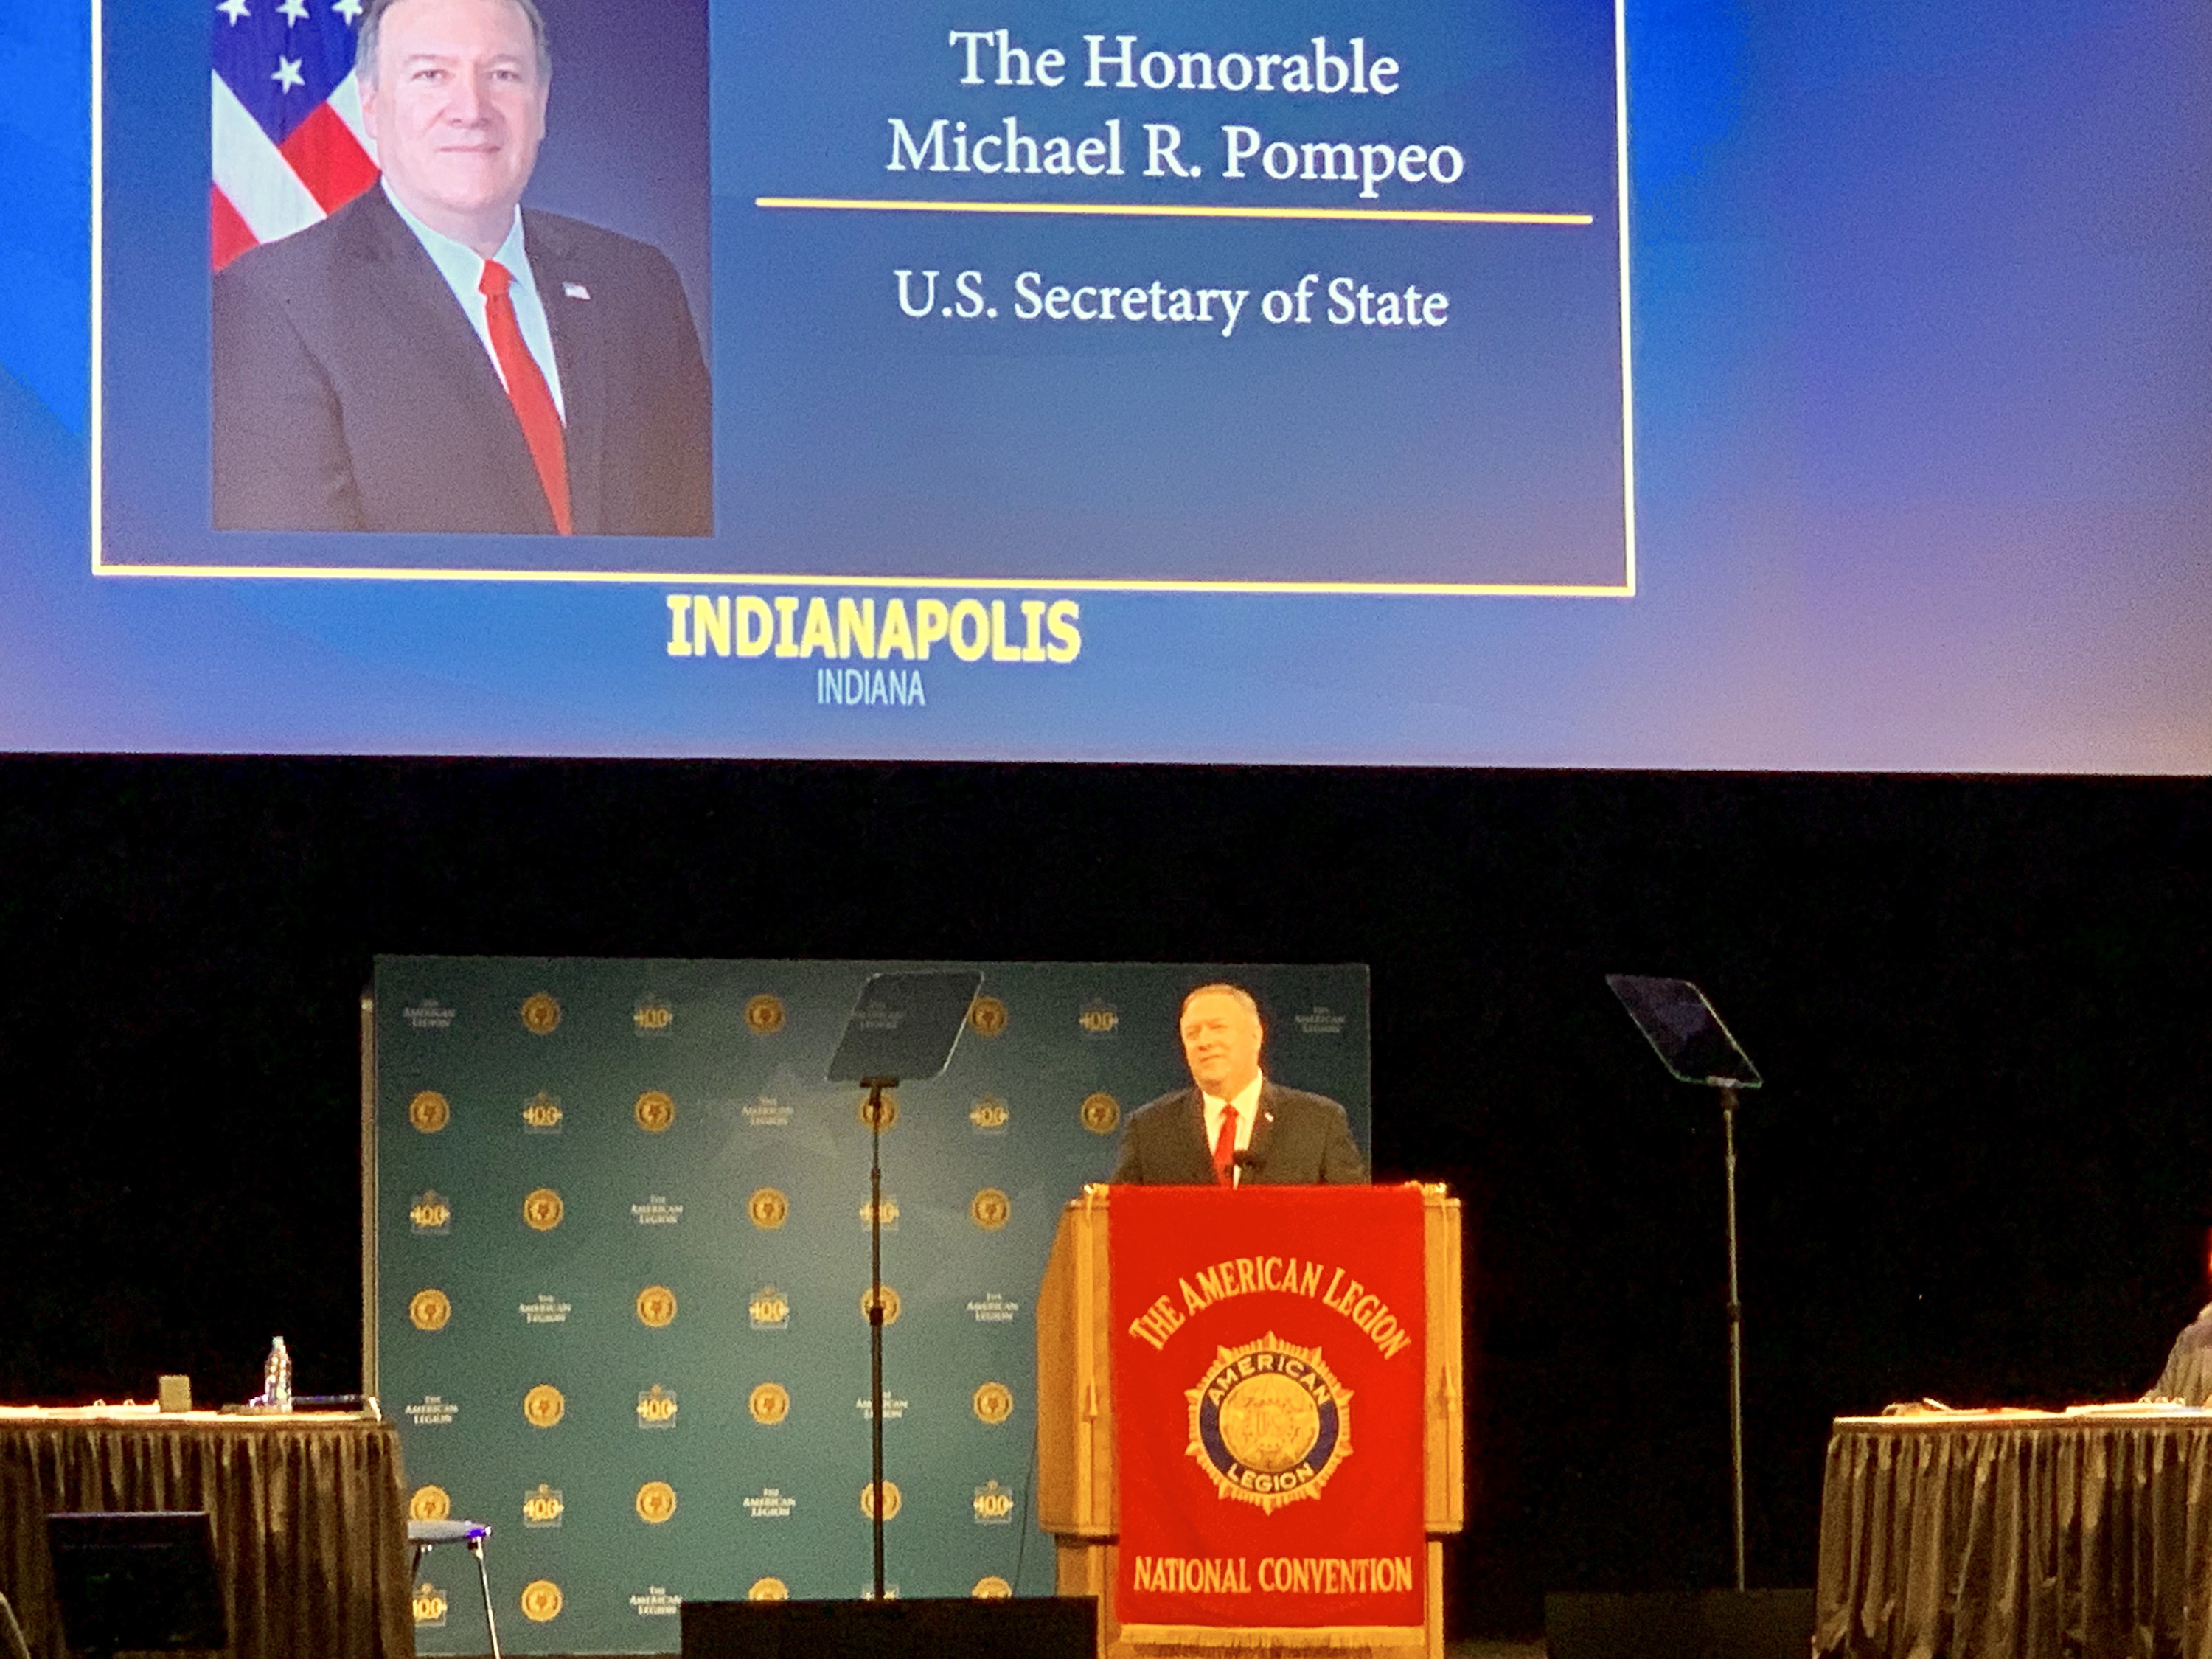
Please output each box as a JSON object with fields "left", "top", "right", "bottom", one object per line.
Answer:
{"left": 381, "top": 181, "right": 566, "bottom": 424}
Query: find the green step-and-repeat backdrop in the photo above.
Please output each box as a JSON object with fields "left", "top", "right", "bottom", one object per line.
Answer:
{"left": 370, "top": 957, "right": 1371, "bottom": 1654}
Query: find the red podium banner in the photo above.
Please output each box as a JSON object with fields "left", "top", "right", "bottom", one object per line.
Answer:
{"left": 1110, "top": 1186, "right": 1428, "bottom": 1634}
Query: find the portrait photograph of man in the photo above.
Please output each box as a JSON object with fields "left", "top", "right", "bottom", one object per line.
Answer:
{"left": 209, "top": 0, "right": 712, "bottom": 536}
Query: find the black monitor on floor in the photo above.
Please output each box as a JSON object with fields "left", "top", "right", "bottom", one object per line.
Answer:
{"left": 45, "top": 1510, "right": 227, "bottom": 1656}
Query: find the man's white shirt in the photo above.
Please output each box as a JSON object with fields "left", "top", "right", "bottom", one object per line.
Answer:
{"left": 1201, "top": 1074, "right": 1265, "bottom": 1185}
{"left": 383, "top": 181, "right": 566, "bottom": 422}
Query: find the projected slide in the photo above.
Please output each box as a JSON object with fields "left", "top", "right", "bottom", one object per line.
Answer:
{"left": 102, "top": 0, "right": 1629, "bottom": 592}
{"left": 2, "top": 0, "right": 2207, "bottom": 766}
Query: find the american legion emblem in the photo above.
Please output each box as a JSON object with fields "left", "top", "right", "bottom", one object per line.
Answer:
{"left": 408, "top": 1288, "right": 452, "bottom": 1332}
{"left": 1080, "top": 1091, "right": 1121, "bottom": 1135}
{"left": 748, "top": 1186, "right": 790, "bottom": 1230}
{"left": 633, "top": 1089, "right": 676, "bottom": 1132}
{"left": 520, "top": 1579, "right": 563, "bottom": 1622}
{"left": 970, "top": 1187, "right": 1011, "bottom": 1230}
{"left": 523, "top": 1384, "right": 566, "bottom": 1428}
{"left": 748, "top": 1382, "right": 790, "bottom": 1425}
{"left": 408, "top": 1091, "right": 451, "bottom": 1133}
{"left": 519, "top": 992, "right": 561, "bottom": 1035}
{"left": 409, "top": 1485, "right": 451, "bottom": 1523}
{"left": 522, "top": 1188, "right": 564, "bottom": 1231}
{"left": 1186, "top": 1334, "right": 1352, "bottom": 1513}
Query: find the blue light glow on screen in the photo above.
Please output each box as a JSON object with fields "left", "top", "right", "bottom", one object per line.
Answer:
{"left": 0, "top": 0, "right": 2205, "bottom": 767}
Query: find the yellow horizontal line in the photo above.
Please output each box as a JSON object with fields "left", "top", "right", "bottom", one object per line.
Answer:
{"left": 92, "top": 557, "right": 1631, "bottom": 598}
{"left": 755, "top": 196, "right": 1593, "bottom": 226}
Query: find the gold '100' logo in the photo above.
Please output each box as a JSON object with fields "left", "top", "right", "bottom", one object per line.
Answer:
{"left": 859, "top": 1195, "right": 899, "bottom": 1229}
{"left": 409, "top": 1192, "right": 451, "bottom": 1231}
{"left": 520, "top": 1091, "right": 563, "bottom": 1131}
{"left": 633, "top": 1089, "right": 675, "bottom": 1132}
{"left": 969, "top": 1096, "right": 1010, "bottom": 1130}
{"left": 521, "top": 1484, "right": 564, "bottom": 1526}
{"left": 973, "top": 1480, "right": 1016, "bottom": 1523}
{"left": 633, "top": 1001, "right": 672, "bottom": 1032}
{"left": 636, "top": 1385, "right": 678, "bottom": 1426}
{"left": 411, "top": 1583, "right": 448, "bottom": 1626}
{"left": 749, "top": 1287, "right": 790, "bottom": 1328}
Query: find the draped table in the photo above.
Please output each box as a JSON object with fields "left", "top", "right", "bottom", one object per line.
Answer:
{"left": 1816, "top": 1408, "right": 2212, "bottom": 1659}
{"left": 0, "top": 1406, "right": 414, "bottom": 1659}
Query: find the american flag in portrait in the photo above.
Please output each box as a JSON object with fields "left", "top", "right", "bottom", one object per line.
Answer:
{"left": 211, "top": 0, "right": 380, "bottom": 269}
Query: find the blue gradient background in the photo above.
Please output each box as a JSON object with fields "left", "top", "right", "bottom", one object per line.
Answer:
{"left": 1, "top": 0, "right": 2206, "bottom": 766}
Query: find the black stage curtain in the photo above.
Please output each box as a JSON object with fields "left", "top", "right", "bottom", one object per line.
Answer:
{"left": 0, "top": 1414, "right": 411, "bottom": 1659}
{"left": 1818, "top": 1417, "right": 2212, "bottom": 1659}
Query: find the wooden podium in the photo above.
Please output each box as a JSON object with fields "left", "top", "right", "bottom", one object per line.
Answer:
{"left": 1036, "top": 1183, "right": 1464, "bottom": 1659}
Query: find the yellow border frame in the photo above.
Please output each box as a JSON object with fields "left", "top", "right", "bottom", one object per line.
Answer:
{"left": 91, "top": 0, "right": 1635, "bottom": 599}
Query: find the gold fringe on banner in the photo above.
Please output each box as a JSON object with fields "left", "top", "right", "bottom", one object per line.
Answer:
{"left": 1117, "top": 1624, "right": 1427, "bottom": 1654}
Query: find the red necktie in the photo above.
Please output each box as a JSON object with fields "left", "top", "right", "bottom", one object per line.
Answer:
{"left": 477, "top": 259, "right": 572, "bottom": 535}
{"left": 1212, "top": 1105, "right": 1239, "bottom": 1187}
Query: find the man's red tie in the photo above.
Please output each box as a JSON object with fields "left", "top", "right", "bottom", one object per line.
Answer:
{"left": 1212, "top": 1105, "right": 1239, "bottom": 1187}
{"left": 478, "top": 259, "right": 572, "bottom": 535}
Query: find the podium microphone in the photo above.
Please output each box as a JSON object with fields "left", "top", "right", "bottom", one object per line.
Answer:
{"left": 1232, "top": 1150, "right": 1265, "bottom": 1183}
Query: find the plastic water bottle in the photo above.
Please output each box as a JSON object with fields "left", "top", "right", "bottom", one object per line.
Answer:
{"left": 263, "top": 1336, "right": 292, "bottom": 1412}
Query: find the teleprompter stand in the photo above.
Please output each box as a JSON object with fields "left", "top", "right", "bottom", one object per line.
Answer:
{"left": 1606, "top": 975, "right": 1764, "bottom": 1593}
{"left": 827, "top": 969, "right": 984, "bottom": 1602}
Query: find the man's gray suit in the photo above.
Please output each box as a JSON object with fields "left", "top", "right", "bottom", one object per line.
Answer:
{"left": 212, "top": 187, "right": 711, "bottom": 535}
{"left": 1110, "top": 1082, "right": 1367, "bottom": 1186}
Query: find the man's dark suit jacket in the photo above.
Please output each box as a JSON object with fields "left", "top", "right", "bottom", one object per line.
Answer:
{"left": 212, "top": 187, "right": 712, "bottom": 535}
{"left": 1110, "top": 1082, "right": 1368, "bottom": 1186}
{"left": 2147, "top": 1303, "right": 2212, "bottom": 1405}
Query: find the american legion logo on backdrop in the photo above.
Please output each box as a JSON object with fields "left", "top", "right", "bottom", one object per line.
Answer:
{"left": 1110, "top": 1186, "right": 1427, "bottom": 1633}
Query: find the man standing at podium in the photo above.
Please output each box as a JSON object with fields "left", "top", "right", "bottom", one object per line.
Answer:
{"left": 1111, "top": 984, "right": 1367, "bottom": 1186}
